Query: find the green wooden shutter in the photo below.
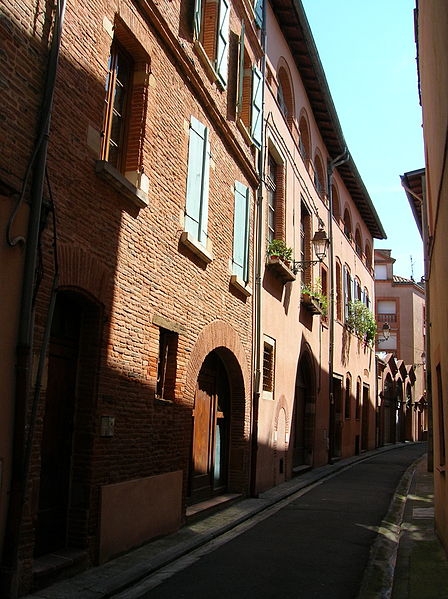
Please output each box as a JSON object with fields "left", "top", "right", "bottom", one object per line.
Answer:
{"left": 185, "top": 117, "right": 210, "bottom": 243}
{"left": 254, "top": 0, "right": 263, "bottom": 28}
{"left": 233, "top": 181, "right": 250, "bottom": 282}
{"left": 216, "top": 0, "right": 230, "bottom": 86}
{"left": 251, "top": 66, "right": 263, "bottom": 148}
{"left": 193, "top": 0, "right": 202, "bottom": 40}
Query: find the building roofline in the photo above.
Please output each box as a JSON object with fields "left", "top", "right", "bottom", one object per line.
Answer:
{"left": 270, "top": 0, "right": 386, "bottom": 239}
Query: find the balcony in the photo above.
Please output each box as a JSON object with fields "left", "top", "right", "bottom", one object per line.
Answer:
{"left": 378, "top": 313, "right": 397, "bottom": 324}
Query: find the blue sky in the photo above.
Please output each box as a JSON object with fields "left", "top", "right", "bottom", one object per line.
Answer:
{"left": 301, "top": 0, "right": 424, "bottom": 280}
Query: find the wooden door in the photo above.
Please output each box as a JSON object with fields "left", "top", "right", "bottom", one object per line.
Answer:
{"left": 190, "top": 353, "right": 229, "bottom": 502}
{"left": 34, "top": 298, "right": 80, "bottom": 557}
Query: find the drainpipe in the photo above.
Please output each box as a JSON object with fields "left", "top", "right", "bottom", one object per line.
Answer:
{"left": 421, "top": 173, "right": 432, "bottom": 471}
{"left": 250, "top": 0, "right": 267, "bottom": 498}
{"left": 0, "top": 2, "right": 66, "bottom": 597}
{"left": 327, "top": 148, "right": 349, "bottom": 464}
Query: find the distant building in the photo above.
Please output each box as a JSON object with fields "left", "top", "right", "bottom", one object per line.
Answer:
{"left": 374, "top": 249, "right": 427, "bottom": 444}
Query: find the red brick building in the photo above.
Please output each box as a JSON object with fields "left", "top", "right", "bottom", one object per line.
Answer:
{"left": 1, "top": 0, "right": 261, "bottom": 594}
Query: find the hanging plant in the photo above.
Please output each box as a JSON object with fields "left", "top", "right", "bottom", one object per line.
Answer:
{"left": 301, "top": 278, "right": 328, "bottom": 316}
{"left": 347, "top": 300, "right": 377, "bottom": 345}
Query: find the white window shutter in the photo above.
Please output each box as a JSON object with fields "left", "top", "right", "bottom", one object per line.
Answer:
{"left": 251, "top": 66, "right": 263, "bottom": 148}
{"left": 233, "top": 182, "right": 250, "bottom": 281}
{"left": 185, "top": 117, "right": 210, "bottom": 243}
{"left": 216, "top": 0, "right": 230, "bottom": 86}
{"left": 193, "top": 0, "right": 202, "bottom": 40}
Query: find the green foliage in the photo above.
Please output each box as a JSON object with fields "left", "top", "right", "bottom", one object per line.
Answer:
{"left": 347, "top": 300, "right": 377, "bottom": 345}
{"left": 266, "top": 239, "right": 293, "bottom": 262}
{"left": 301, "top": 278, "right": 328, "bottom": 316}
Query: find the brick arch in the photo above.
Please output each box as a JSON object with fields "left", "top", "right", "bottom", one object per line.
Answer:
{"left": 276, "top": 58, "right": 295, "bottom": 128}
{"left": 298, "top": 109, "right": 311, "bottom": 163}
{"left": 331, "top": 183, "right": 341, "bottom": 222}
{"left": 185, "top": 320, "right": 251, "bottom": 404}
{"left": 273, "top": 394, "right": 290, "bottom": 435}
{"left": 313, "top": 149, "right": 326, "bottom": 200}
{"left": 185, "top": 320, "right": 251, "bottom": 494}
{"left": 57, "top": 243, "right": 111, "bottom": 304}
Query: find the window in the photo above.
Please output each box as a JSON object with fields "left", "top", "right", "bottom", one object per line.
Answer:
{"left": 355, "top": 228, "right": 362, "bottom": 257}
{"left": 374, "top": 264, "right": 388, "bottom": 280}
{"left": 98, "top": 23, "right": 150, "bottom": 206}
{"left": 232, "top": 181, "right": 250, "bottom": 282}
{"left": 378, "top": 332, "right": 397, "bottom": 352}
{"left": 331, "top": 184, "right": 340, "bottom": 222}
{"left": 343, "top": 265, "right": 352, "bottom": 321}
{"left": 436, "top": 364, "right": 446, "bottom": 468}
{"left": 320, "top": 266, "right": 328, "bottom": 321}
{"left": 266, "top": 152, "right": 285, "bottom": 243}
{"left": 355, "top": 378, "right": 361, "bottom": 420}
{"left": 363, "top": 287, "right": 371, "bottom": 310}
{"left": 314, "top": 153, "right": 326, "bottom": 201}
{"left": 300, "top": 200, "right": 311, "bottom": 287}
{"left": 237, "top": 25, "right": 262, "bottom": 148}
{"left": 365, "top": 242, "right": 372, "bottom": 269}
{"left": 193, "top": 0, "right": 230, "bottom": 86}
{"left": 254, "top": 0, "right": 263, "bottom": 27}
{"left": 101, "top": 42, "right": 132, "bottom": 171}
{"left": 377, "top": 300, "right": 397, "bottom": 324}
{"left": 156, "top": 328, "right": 178, "bottom": 400}
{"left": 344, "top": 375, "right": 352, "bottom": 419}
{"left": 298, "top": 114, "right": 311, "bottom": 165}
{"left": 184, "top": 117, "right": 210, "bottom": 245}
{"left": 277, "top": 66, "right": 293, "bottom": 127}
{"left": 343, "top": 208, "right": 352, "bottom": 240}
{"left": 263, "top": 338, "right": 275, "bottom": 396}
{"left": 353, "top": 277, "right": 362, "bottom": 302}
{"left": 335, "top": 261, "right": 342, "bottom": 321}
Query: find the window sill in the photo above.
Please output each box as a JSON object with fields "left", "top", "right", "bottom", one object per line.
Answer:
{"left": 180, "top": 231, "right": 213, "bottom": 264}
{"left": 266, "top": 255, "right": 296, "bottom": 283}
{"left": 155, "top": 397, "right": 174, "bottom": 405}
{"left": 230, "top": 274, "right": 252, "bottom": 297}
{"left": 300, "top": 293, "right": 324, "bottom": 316}
{"left": 236, "top": 118, "right": 254, "bottom": 147}
{"left": 193, "top": 41, "right": 222, "bottom": 88}
{"left": 95, "top": 160, "right": 149, "bottom": 208}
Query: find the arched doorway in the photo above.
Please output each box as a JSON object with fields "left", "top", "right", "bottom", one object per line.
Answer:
{"left": 34, "top": 290, "right": 101, "bottom": 557}
{"left": 293, "top": 352, "right": 315, "bottom": 468}
{"left": 189, "top": 351, "right": 231, "bottom": 503}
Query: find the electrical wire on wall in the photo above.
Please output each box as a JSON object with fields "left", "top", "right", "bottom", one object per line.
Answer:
{"left": 1, "top": 1, "right": 66, "bottom": 596}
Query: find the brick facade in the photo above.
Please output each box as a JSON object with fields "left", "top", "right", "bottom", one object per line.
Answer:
{"left": 1, "top": 0, "right": 259, "bottom": 593}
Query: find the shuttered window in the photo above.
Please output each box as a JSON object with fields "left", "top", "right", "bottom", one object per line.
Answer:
{"left": 193, "top": 0, "right": 230, "bottom": 87}
{"left": 254, "top": 0, "right": 263, "bottom": 28}
{"left": 216, "top": 0, "right": 230, "bottom": 85}
{"left": 251, "top": 66, "right": 263, "bottom": 147}
{"left": 232, "top": 182, "right": 250, "bottom": 282}
{"left": 185, "top": 117, "right": 210, "bottom": 245}
{"left": 237, "top": 29, "right": 263, "bottom": 148}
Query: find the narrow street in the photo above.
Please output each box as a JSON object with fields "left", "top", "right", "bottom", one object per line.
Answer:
{"left": 116, "top": 444, "right": 426, "bottom": 599}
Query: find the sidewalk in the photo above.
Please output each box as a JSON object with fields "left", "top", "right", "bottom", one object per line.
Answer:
{"left": 358, "top": 451, "right": 448, "bottom": 599}
{"left": 23, "top": 443, "right": 447, "bottom": 599}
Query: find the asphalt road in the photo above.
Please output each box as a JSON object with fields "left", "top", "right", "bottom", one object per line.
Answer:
{"left": 134, "top": 444, "right": 426, "bottom": 599}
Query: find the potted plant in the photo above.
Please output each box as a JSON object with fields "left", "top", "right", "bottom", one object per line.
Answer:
{"left": 266, "top": 239, "right": 293, "bottom": 265}
{"left": 300, "top": 278, "right": 328, "bottom": 316}
{"left": 347, "top": 299, "right": 377, "bottom": 345}
{"left": 266, "top": 239, "right": 295, "bottom": 283}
